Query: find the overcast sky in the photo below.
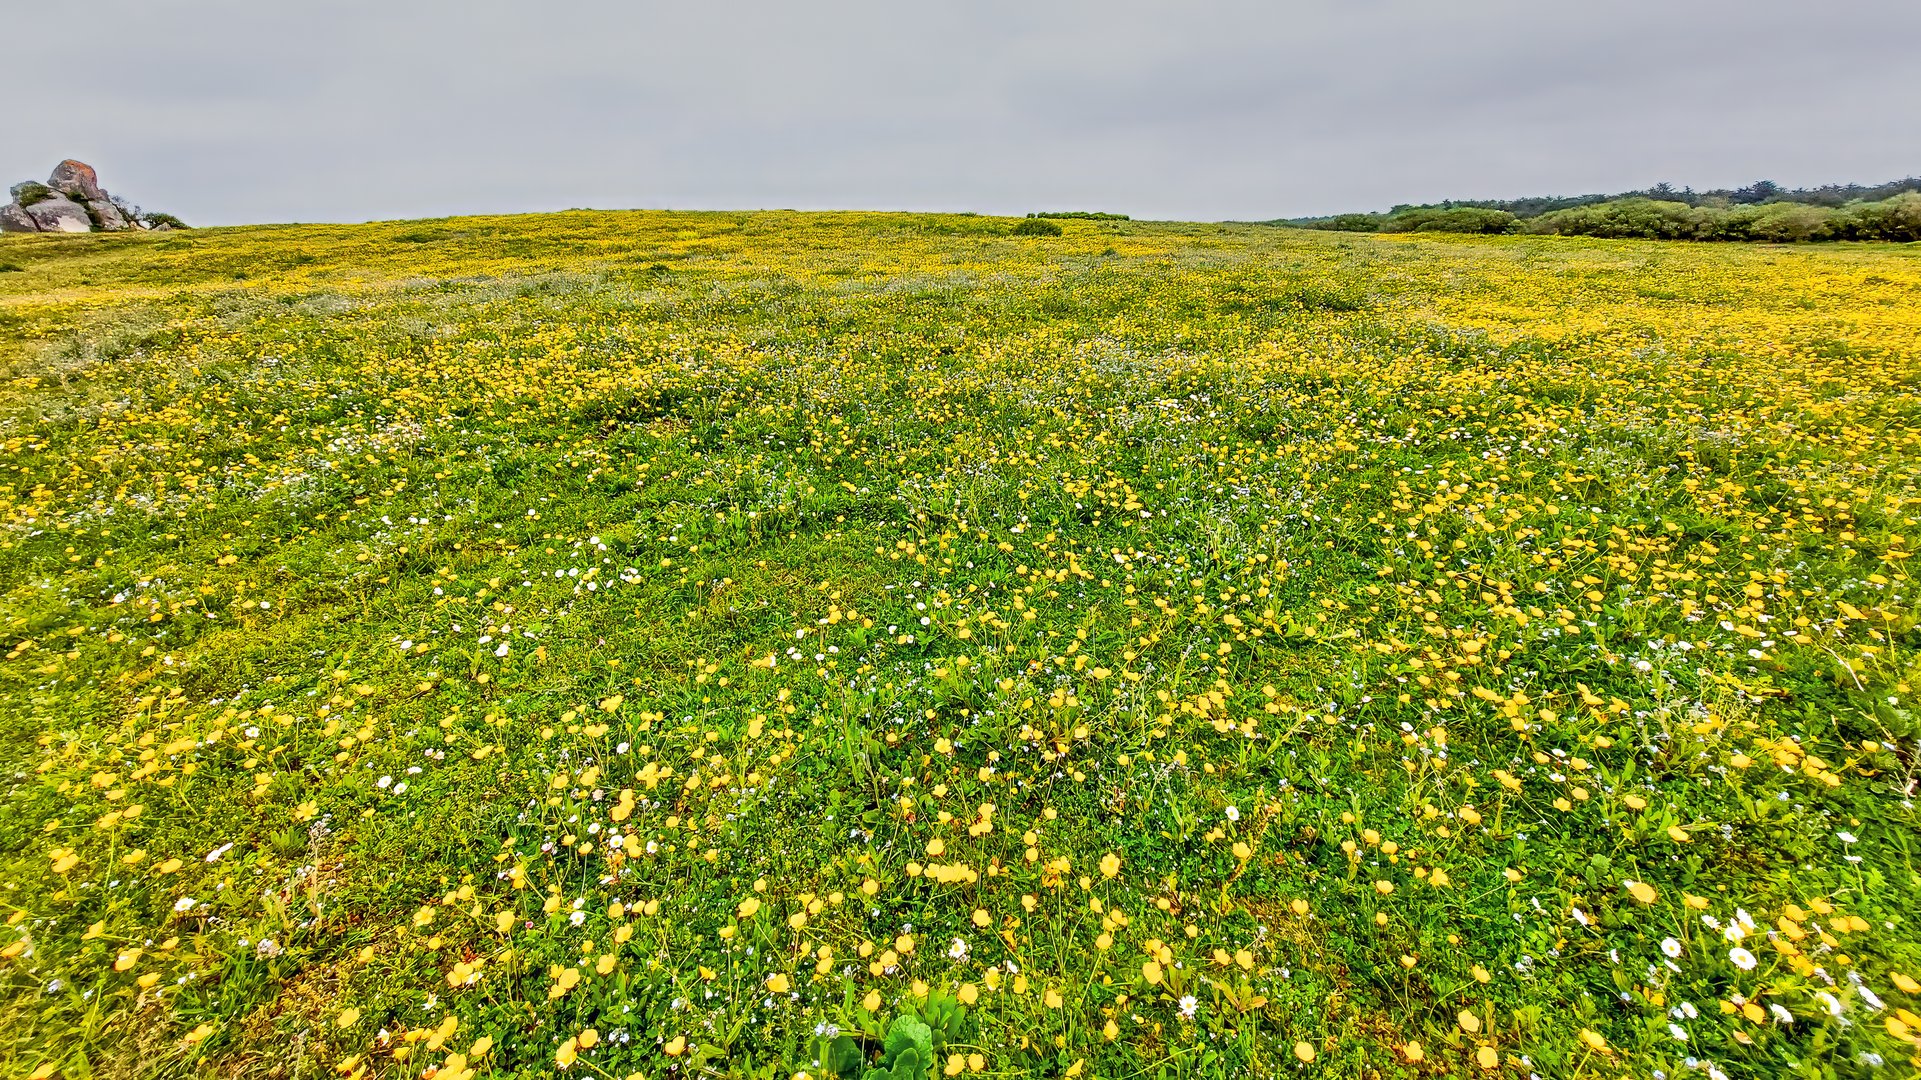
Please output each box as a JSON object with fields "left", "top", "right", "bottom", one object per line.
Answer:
{"left": 6, "top": 0, "right": 1918, "bottom": 226}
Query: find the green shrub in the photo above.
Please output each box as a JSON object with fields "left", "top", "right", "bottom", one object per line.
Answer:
{"left": 1380, "top": 207, "right": 1519, "bottom": 234}
{"left": 1842, "top": 192, "right": 1921, "bottom": 241}
{"left": 1528, "top": 199, "right": 1714, "bottom": 240}
{"left": 1318, "top": 213, "right": 1384, "bottom": 232}
{"left": 1011, "top": 217, "right": 1064, "bottom": 237}
{"left": 1527, "top": 194, "right": 1921, "bottom": 242}
{"left": 1723, "top": 202, "right": 1838, "bottom": 243}
{"left": 11, "top": 182, "right": 54, "bottom": 207}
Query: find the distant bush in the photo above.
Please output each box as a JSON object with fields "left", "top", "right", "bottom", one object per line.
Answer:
{"left": 1032, "top": 211, "right": 1130, "bottom": 221}
{"left": 1320, "top": 213, "right": 1385, "bottom": 232}
{"left": 1011, "top": 218, "right": 1064, "bottom": 237}
{"left": 1526, "top": 199, "right": 1714, "bottom": 240}
{"left": 1279, "top": 175, "right": 1921, "bottom": 243}
{"left": 141, "top": 212, "right": 190, "bottom": 230}
{"left": 1526, "top": 193, "right": 1921, "bottom": 243}
{"left": 1724, "top": 202, "right": 1838, "bottom": 243}
{"left": 1839, "top": 192, "right": 1921, "bottom": 242}
{"left": 1380, "top": 207, "right": 1519, "bottom": 235}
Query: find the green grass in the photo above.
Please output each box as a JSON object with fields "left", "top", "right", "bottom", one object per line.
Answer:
{"left": 0, "top": 211, "right": 1919, "bottom": 1079}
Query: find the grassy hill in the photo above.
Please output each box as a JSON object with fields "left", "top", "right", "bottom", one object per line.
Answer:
{"left": 2, "top": 214, "right": 1919, "bottom": 1078}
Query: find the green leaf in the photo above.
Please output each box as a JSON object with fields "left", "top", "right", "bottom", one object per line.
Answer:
{"left": 822, "top": 1034, "right": 864, "bottom": 1078}
{"left": 864, "top": 1047, "right": 926, "bottom": 1080}
{"left": 865, "top": 1015, "right": 933, "bottom": 1080}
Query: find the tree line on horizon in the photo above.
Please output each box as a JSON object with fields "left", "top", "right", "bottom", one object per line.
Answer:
{"left": 1277, "top": 177, "right": 1921, "bottom": 242}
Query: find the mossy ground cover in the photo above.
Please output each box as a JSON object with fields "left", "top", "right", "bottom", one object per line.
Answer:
{"left": 1, "top": 212, "right": 1919, "bottom": 1079}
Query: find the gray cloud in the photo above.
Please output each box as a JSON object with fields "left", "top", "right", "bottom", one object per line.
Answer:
{"left": 6, "top": 0, "right": 1917, "bottom": 225}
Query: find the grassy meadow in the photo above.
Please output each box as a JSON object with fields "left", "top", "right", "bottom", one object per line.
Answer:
{"left": 1, "top": 212, "right": 1919, "bottom": 1079}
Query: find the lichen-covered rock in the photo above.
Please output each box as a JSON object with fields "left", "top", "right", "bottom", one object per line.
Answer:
{"left": 24, "top": 193, "right": 93, "bottom": 233}
{"left": 48, "top": 159, "right": 108, "bottom": 202}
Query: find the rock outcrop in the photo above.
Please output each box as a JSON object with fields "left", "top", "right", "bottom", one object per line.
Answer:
{"left": 23, "top": 192, "right": 94, "bottom": 233}
{"left": 47, "top": 159, "right": 108, "bottom": 202}
{"left": 0, "top": 201, "right": 36, "bottom": 233}
{"left": 0, "top": 160, "right": 181, "bottom": 234}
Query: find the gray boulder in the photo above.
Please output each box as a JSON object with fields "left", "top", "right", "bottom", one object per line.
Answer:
{"left": 87, "top": 197, "right": 132, "bottom": 231}
{"left": 48, "top": 159, "right": 108, "bottom": 202}
{"left": 24, "top": 193, "right": 93, "bottom": 233}
{"left": 0, "top": 201, "right": 36, "bottom": 232}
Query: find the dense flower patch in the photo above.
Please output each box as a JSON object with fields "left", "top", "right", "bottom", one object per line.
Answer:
{"left": 0, "top": 213, "right": 1917, "bottom": 1078}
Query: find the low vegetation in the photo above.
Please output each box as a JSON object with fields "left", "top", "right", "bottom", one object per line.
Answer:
{"left": 1, "top": 213, "right": 1918, "bottom": 1078}
{"left": 1285, "top": 177, "right": 1921, "bottom": 242}
{"left": 1009, "top": 218, "right": 1065, "bottom": 237}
